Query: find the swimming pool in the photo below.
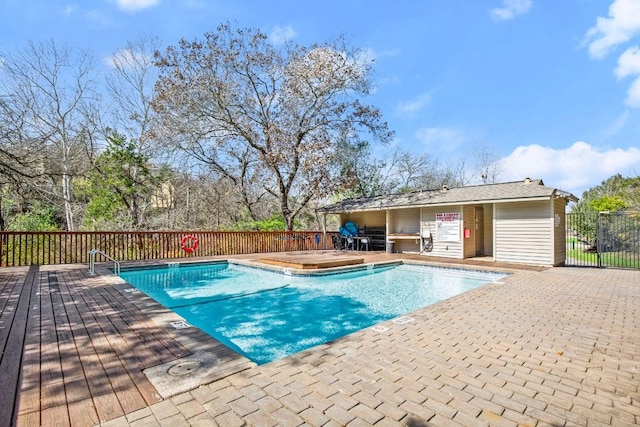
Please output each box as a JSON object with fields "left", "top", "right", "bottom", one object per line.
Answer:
{"left": 119, "top": 262, "right": 507, "bottom": 364}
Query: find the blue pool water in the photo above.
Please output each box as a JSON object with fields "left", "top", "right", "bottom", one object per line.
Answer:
{"left": 119, "top": 262, "right": 507, "bottom": 364}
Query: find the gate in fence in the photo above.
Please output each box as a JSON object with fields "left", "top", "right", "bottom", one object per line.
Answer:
{"left": 565, "top": 211, "right": 640, "bottom": 269}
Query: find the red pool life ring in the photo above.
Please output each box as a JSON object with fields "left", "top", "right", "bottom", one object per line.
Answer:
{"left": 180, "top": 234, "right": 199, "bottom": 253}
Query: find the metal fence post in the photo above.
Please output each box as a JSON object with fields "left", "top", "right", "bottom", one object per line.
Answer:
{"left": 596, "top": 213, "right": 602, "bottom": 268}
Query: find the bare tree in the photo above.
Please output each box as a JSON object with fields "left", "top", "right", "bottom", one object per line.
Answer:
{"left": 152, "top": 23, "right": 392, "bottom": 230}
{"left": 389, "top": 149, "right": 439, "bottom": 192}
{"left": 103, "top": 35, "right": 165, "bottom": 227}
{"left": 331, "top": 138, "right": 393, "bottom": 198}
{"left": 168, "top": 139, "right": 269, "bottom": 223}
{"left": 0, "top": 40, "right": 99, "bottom": 230}
{"left": 367, "top": 148, "right": 469, "bottom": 193}
{"left": 434, "top": 157, "right": 469, "bottom": 188}
{"left": 472, "top": 142, "right": 502, "bottom": 184}
{"left": 0, "top": 96, "right": 45, "bottom": 182}
{"left": 105, "top": 35, "right": 160, "bottom": 154}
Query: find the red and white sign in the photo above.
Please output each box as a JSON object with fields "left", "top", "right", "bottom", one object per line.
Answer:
{"left": 436, "top": 212, "right": 461, "bottom": 242}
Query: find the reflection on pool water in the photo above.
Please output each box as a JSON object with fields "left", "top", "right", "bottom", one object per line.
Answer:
{"left": 119, "top": 262, "right": 507, "bottom": 364}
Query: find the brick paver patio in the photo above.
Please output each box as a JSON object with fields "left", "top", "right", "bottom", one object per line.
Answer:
{"left": 3, "top": 254, "right": 639, "bottom": 426}
{"left": 106, "top": 264, "right": 640, "bottom": 426}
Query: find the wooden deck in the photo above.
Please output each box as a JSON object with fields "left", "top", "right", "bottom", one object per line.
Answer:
{"left": 259, "top": 252, "right": 364, "bottom": 269}
{"left": 0, "top": 264, "right": 249, "bottom": 426}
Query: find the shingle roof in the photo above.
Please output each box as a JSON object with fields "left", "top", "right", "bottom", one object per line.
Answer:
{"left": 318, "top": 179, "right": 578, "bottom": 213}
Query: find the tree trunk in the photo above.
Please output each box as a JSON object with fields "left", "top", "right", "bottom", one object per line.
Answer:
{"left": 62, "top": 171, "right": 74, "bottom": 231}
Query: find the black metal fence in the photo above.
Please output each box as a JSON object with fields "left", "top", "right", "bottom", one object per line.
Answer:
{"left": 566, "top": 211, "right": 640, "bottom": 269}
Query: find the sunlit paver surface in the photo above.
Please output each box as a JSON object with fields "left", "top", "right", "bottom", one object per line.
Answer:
{"left": 1, "top": 253, "right": 638, "bottom": 426}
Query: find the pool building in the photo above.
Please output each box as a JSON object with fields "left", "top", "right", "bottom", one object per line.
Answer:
{"left": 318, "top": 178, "right": 578, "bottom": 267}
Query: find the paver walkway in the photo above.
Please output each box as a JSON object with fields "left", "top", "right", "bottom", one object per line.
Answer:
{"left": 102, "top": 264, "right": 640, "bottom": 426}
{"left": 1, "top": 254, "right": 639, "bottom": 426}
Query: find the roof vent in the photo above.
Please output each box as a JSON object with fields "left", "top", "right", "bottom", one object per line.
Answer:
{"left": 442, "top": 185, "right": 448, "bottom": 191}
{"left": 524, "top": 177, "right": 531, "bottom": 184}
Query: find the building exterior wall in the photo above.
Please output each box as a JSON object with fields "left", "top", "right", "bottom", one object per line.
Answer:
{"left": 553, "top": 197, "right": 567, "bottom": 266}
{"left": 494, "top": 200, "right": 552, "bottom": 266}
{"left": 340, "top": 211, "right": 386, "bottom": 229}
{"left": 336, "top": 196, "right": 565, "bottom": 266}
{"left": 462, "top": 205, "right": 476, "bottom": 259}
{"left": 389, "top": 208, "right": 420, "bottom": 234}
{"left": 483, "top": 203, "right": 494, "bottom": 257}
{"left": 420, "top": 206, "right": 463, "bottom": 259}
{"left": 393, "top": 238, "right": 421, "bottom": 253}
{"left": 388, "top": 208, "right": 421, "bottom": 252}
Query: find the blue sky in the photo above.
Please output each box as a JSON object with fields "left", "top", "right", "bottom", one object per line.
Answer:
{"left": 2, "top": 0, "right": 640, "bottom": 197}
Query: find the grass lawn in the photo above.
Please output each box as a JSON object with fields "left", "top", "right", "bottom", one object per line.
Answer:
{"left": 566, "top": 238, "right": 640, "bottom": 268}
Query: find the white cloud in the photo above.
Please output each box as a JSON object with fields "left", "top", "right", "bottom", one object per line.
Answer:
{"left": 584, "top": 0, "right": 640, "bottom": 60}
{"left": 614, "top": 47, "right": 640, "bottom": 107}
{"left": 498, "top": 141, "right": 640, "bottom": 196}
{"left": 585, "top": 2, "right": 640, "bottom": 108}
{"left": 113, "top": 0, "right": 160, "bottom": 12}
{"left": 490, "top": 0, "right": 532, "bottom": 21}
{"left": 615, "top": 46, "right": 640, "bottom": 77}
{"left": 103, "top": 48, "right": 148, "bottom": 69}
{"left": 415, "top": 127, "right": 464, "bottom": 151}
{"left": 625, "top": 76, "right": 640, "bottom": 106}
{"left": 397, "top": 92, "right": 432, "bottom": 115}
{"left": 269, "top": 25, "right": 297, "bottom": 45}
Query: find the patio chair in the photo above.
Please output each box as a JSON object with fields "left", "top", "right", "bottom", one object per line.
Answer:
{"left": 358, "top": 236, "right": 370, "bottom": 251}
{"left": 339, "top": 221, "right": 360, "bottom": 250}
{"left": 345, "top": 236, "right": 356, "bottom": 251}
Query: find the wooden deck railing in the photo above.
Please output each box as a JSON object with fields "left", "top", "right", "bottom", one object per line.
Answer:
{"left": 0, "top": 231, "right": 338, "bottom": 267}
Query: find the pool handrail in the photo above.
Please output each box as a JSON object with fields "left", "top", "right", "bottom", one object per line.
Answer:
{"left": 88, "top": 249, "right": 121, "bottom": 276}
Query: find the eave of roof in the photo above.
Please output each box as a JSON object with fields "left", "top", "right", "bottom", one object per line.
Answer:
{"left": 318, "top": 179, "right": 578, "bottom": 214}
